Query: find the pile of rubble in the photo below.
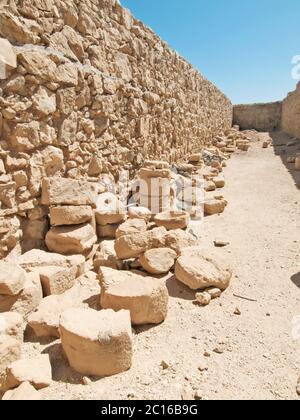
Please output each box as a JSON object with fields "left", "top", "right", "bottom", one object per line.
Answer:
{"left": 0, "top": 126, "right": 255, "bottom": 400}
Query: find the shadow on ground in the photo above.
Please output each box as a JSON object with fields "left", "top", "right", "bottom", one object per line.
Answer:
{"left": 291, "top": 272, "right": 300, "bottom": 289}
{"left": 270, "top": 131, "right": 300, "bottom": 189}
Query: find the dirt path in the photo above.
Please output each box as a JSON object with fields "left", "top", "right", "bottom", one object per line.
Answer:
{"left": 35, "top": 133, "right": 300, "bottom": 400}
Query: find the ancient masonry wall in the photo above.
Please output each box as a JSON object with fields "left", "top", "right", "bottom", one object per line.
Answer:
{"left": 0, "top": 0, "right": 233, "bottom": 258}
{"left": 233, "top": 102, "right": 282, "bottom": 132}
{"left": 282, "top": 82, "right": 300, "bottom": 139}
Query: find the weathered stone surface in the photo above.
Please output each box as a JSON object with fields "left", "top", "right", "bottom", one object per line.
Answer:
{"left": 5, "top": 354, "right": 52, "bottom": 390}
{"left": 0, "top": 0, "right": 233, "bottom": 256}
{"left": 41, "top": 178, "right": 97, "bottom": 207}
{"left": 0, "top": 336, "right": 21, "bottom": 374}
{"left": 99, "top": 267, "right": 169, "bottom": 325}
{"left": 0, "top": 312, "right": 24, "bottom": 342}
{"left": 0, "top": 262, "right": 25, "bottom": 296}
{"left": 28, "top": 272, "right": 99, "bottom": 339}
{"left": 49, "top": 205, "right": 94, "bottom": 226}
{"left": 95, "top": 193, "right": 126, "bottom": 226}
{"left": 128, "top": 206, "right": 152, "bottom": 222}
{"left": 115, "top": 227, "right": 167, "bottom": 259}
{"left": 204, "top": 199, "right": 227, "bottom": 215}
{"left": 45, "top": 223, "right": 97, "bottom": 255}
{"left": 93, "top": 240, "right": 123, "bottom": 271}
{"left": 140, "top": 248, "right": 177, "bottom": 275}
{"left": 164, "top": 229, "right": 199, "bottom": 255}
{"left": 0, "top": 37, "right": 17, "bottom": 71}
{"left": 16, "top": 249, "right": 85, "bottom": 276}
{"left": 175, "top": 248, "right": 232, "bottom": 290}
{"left": 154, "top": 211, "right": 190, "bottom": 230}
{"left": 38, "top": 265, "right": 77, "bottom": 296}
{"left": 116, "top": 219, "right": 147, "bottom": 238}
{"left": 0, "top": 271, "right": 43, "bottom": 317}
{"left": 2, "top": 381, "right": 41, "bottom": 400}
{"left": 60, "top": 308, "right": 132, "bottom": 377}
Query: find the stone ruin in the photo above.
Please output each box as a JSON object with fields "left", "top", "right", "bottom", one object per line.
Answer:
{"left": 0, "top": 0, "right": 299, "bottom": 400}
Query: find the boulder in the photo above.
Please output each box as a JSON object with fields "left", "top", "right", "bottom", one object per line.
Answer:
{"left": 38, "top": 265, "right": 77, "bottom": 296}
{"left": 93, "top": 240, "right": 123, "bottom": 272}
{"left": 99, "top": 267, "right": 169, "bottom": 325}
{"left": 45, "top": 223, "right": 97, "bottom": 255}
{"left": 128, "top": 206, "right": 152, "bottom": 222}
{"left": 41, "top": 177, "right": 97, "bottom": 207}
{"left": 50, "top": 205, "right": 94, "bottom": 226}
{"left": 164, "top": 229, "right": 199, "bottom": 255}
{"left": 95, "top": 192, "right": 126, "bottom": 226}
{"left": 114, "top": 227, "right": 167, "bottom": 259}
{"left": 116, "top": 218, "right": 147, "bottom": 238}
{"left": 175, "top": 248, "right": 232, "bottom": 290}
{"left": 0, "top": 271, "right": 43, "bottom": 317}
{"left": 0, "top": 313, "right": 24, "bottom": 342}
{"left": 5, "top": 354, "right": 52, "bottom": 390}
{"left": 213, "top": 176, "right": 225, "bottom": 189}
{"left": 0, "top": 336, "right": 21, "bottom": 374}
{"left": 59, "top": 308, "right": 132, "bottom": 377}
{"left": 0, "top": 262, "right": 25, "bottom": 296}
{"left": 204, "top": 198, "right": 227, "bottom": 215}
{"left": 16, "top": 249, "right": 85, "bottom": 277}
{"left": 2, "top": 381, "right": 41, "bottom": 400}
{"left": 154, "top": 211, "right": 190, "bottom": 230}
{"left": 139, "top": 248, "right": 176, "bottom": 275}
{"left": 28, "top": 272, "right": 100, "bottom": 339}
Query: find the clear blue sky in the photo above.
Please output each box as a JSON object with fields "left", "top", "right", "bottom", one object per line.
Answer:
{"left": 121, "top": 0, "right": 300, "bottom": 104}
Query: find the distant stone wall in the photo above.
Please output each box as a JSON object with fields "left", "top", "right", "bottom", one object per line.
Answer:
{"left": 282, "top": 83, "right": 300, "bottom": 139}
{"left": 0, "top": 0, "right": 232, "bottom": 258}
{"left": 233, "top": 102, "right": 282, "bottom": 132}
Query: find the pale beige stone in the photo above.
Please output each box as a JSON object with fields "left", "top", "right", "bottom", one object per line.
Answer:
{"left": 100, "top": 267, "right": 169, "bottom": 325}
{"left": 39, "top": 265, "right": 77, "bottom": 296}
{"left": 41, "top": 177, "right": 97, "bottom": 207}
{"left": 154, "top": 211, "right": 190, "bottom": 230}
{"left": 164, "top": 229, "right": 199, "bottom": 255}
{"left": 0, "top": 312, "right": 24, "bottom": 342}
{"left": 213, "top": 176, "right": 225, "bottom": 188}
{"left": 93, "top": 240, "right": 123, "bottom": 271}
{"left": 0, "top": 271, "right": 42, "bottom": 317}
{"left": 115, "top": 227, "right": 167, "bottom": 259}
{"left": 5, "top": 354, "right": 52, "bottom": 390}
{"left": 139, "top": 248, "right": 176, "bottom": 275}
{"left": 195, "top": 292, "right": 211, "bottom": 306}
{"left": 0, "top": 38, "right": 17, "bottom": 69}
{"left": 28, "top": 272, "right": 100, "bottom": 339}
{"left": 2, "top": 381, "right": 41, "bottom": 400}
{"left": 175, "top": 249, "right": 232, "bottom": 290}
{"left": 204, "top": 199, "right": 227, "bottom": 215}
{"left": 95, "top": 192, "right": 126, "bottom": 226}
{"left": 16, "top": 249, "right": 85, "bottom": 277}
{"left": 0, "top": 336, "right": 21, "bottom": 373}
{"left": 60, "top": 308, "right": 132, "bottom": 377}
{"left": 0, "top": 262, "right": 25, "bottom": 296}
{"left": 46, "top": 223, "right": 97, "bottom": 255}
{"left": 128, "top": 206, "right": 152, "bottom": 222}
{"left": 116, "top": 218, "right": 147, "bottom": 238}
{"left": 50, "top": 205, "right": 94, "bottom": 226}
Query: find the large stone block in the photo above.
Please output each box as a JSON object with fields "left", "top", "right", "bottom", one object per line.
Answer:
{"left": 45, "top": 223, "right": 97, "bottom": 255}
{"left": 59, "top": 308, "right": 132, "bottom": 377}
{"left": 41, "top": 178, "right": 97, "bottom": 207}
{"left": 99, "top": 267, "right": 169, "bottom": 325}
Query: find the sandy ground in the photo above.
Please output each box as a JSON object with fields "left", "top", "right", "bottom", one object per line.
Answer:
{"left": 22, "top": 132, "right": 300, "bottom": 400}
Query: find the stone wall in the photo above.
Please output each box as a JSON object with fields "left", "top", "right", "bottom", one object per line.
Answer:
{"left": 282, "top": 82, "right": 300, "bottom": 139}
{"left": 0, "top": 0, "right": 232, "bottom": 258}
{"left": 233, "top": 102, "right": 282, "bottom": 132}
